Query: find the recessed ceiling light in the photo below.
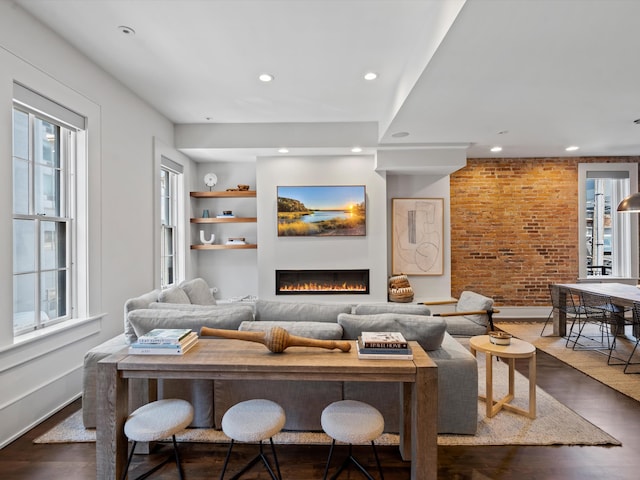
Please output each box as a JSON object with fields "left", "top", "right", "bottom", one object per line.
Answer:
{"left": 278, "top": 148, "right": 289, "bottom": 154}
{"left": 391, "top": 131, "right": 410, "bottom": 138}
{"left": 633, "top": 119, "right": 640, "bottom": 125}
{"left": 258, "top": 73, "right": 274, "bottom": 82}
{"left": 490, "top": 146, "right": 502, "bottom": 152}
{"left": 351, "top": 147, "right": 363, "bottom": 153}
{"left": 565, "top": 145, "right": 580, "bottom": 152}
{"left": 364, "top": 72, "right": 378, "bottom": 81}
{"left": 118, "top": 25, "right": 135, "bottom": 35}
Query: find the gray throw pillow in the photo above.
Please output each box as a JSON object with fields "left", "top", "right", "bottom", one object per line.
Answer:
{"left": 337, "top": 313, "right": 446, "bottom": 351}
{"left": 158, "top": 285, "right": 191, "bottom": 304}
{"left": 127, "top": 307, "right": 254, "bottom": 342}
{"left": 179, "top": 278, "right": 216, "bottom": 305}
{"left": 238, "top": 321, "right": 344, "bottom": 340}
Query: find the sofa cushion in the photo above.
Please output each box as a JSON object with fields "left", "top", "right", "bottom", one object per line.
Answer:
{"left": 238, "top": 320, "right": 343, "bottom": 340}
{"left": 127, "top": 307, "right": 254, "bottom": 341}
{"left": 158, "top": 285, "right": 191, "bottom": 304}
{"left": 255, "top": 299, "right": 352, "bottom": 323}
{"left": 353, "top": 303, "right": 431, "bottom": 316}
{"left": 457, "top": 290, "right": 494, "bottom": 327}
{"left": 337, "top": 313, "right": 446, "bottom": 351}
{"left": 149, "top": 302, "right": 251, "bottom": 313}
{"left": 179, "top": 278, "right": 216, "bottom": 305}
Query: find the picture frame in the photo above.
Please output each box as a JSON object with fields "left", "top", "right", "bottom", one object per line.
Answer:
{"left": 277, "top": 185, "right": 366, "bottom": 237}
{"left": 392, "top": 198, "right": 444, "bottom": 275}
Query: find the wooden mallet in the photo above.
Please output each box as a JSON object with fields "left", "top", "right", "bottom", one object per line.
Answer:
{"left": 199, "top": 326, "right": 351, "bottom": 353}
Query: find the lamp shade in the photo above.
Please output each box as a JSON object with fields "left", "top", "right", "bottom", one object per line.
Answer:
{"left": 617, "top": 192, "right": 640, "bottom": 213}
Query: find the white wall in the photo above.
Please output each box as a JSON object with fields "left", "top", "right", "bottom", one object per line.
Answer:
{"left": 0, "top": 3, "right": 177, "bottom": 447}
{"left": 256, "top": 155, "right": 388, "bottom": 303}
{"left": 386, "top": 174, "right": 453, "bottom": 301}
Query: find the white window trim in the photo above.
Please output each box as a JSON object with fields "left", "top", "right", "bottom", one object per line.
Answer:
{"left": 578, "top": 163, "right": 638, "bottom": 281}
{"left": 153, "top": 139, "right": 187, "bottom": 289}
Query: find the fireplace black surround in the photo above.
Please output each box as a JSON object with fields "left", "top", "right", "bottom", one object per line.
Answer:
{"left": 276, "top": 269, "right": 369, "bottom": 295}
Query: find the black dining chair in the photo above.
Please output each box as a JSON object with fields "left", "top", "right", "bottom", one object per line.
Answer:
{"left": 566, "top": 291, "right": 625, "bottom": 353}
{"left": 542, "top": 285, "right": 584, "bottom": 336}
{"left": 608, "top": 301, "right": 640, "bottom": 373}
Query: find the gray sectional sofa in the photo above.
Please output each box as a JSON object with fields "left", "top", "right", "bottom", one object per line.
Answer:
{"left": 83, "top": 279, "right": 492, "bottom": 435}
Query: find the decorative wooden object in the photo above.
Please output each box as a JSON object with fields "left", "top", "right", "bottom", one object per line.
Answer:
{"left": 199, "top": 326, "right": 351, "bottom": 353}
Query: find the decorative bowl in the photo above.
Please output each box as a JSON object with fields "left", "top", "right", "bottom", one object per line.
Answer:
{"left": 489, "top": 331, "right": 512, "bottom": 345}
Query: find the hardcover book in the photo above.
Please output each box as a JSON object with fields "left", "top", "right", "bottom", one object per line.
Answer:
{"left": 129, "top": 332, "right": 198, "bottom": 355}
{"left": 360, "top": 331, "right": 408, "bottom": 349}
{"left": 136, "top": 328, "right": 193, "bottom": 344}
{"left": 357, "top": 337, "right": 411, "bottom": 355}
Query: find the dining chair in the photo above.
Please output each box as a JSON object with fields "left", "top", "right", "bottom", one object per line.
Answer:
{"left": 608, "top": 301, "right": 640, "bottom": 374}
{"left": 541, "top": 285, "right": 584, "bottom": 336}
{"left": 566, "top": 291, "right": 624, "bottom": 352}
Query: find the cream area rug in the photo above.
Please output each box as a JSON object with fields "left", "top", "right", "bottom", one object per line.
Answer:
{"left": 34, "top": 350, "right": 619, "bottom": 447}
{"left": 496, "top": 321, "right": 640, "bottom": 403}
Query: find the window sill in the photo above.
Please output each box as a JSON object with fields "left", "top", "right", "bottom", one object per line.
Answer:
{"left": 4, "top": 314, "right": 105, "bottom": 352}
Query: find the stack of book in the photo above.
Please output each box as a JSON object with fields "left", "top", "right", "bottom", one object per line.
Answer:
{"left": 357, "top": 331, "right": 413, "bottom": 360}
{"left": 129, "top": 328, "right": 198, "bottom": 355}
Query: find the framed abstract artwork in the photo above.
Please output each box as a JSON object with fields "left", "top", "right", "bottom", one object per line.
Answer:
{"left": 392, "top": 198, "right": 444, "bottom": 275}
{"left": 277, "top": 185, "right": 366, "bottom": 236}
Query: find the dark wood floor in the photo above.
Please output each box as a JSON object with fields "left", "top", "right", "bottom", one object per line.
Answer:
{"left": 1, "top": 349, "right": 639, "bottom": 479}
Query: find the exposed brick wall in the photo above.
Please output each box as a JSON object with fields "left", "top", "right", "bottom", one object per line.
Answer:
{"left": 450, "top": 157, "right": 640, "bottom": 306}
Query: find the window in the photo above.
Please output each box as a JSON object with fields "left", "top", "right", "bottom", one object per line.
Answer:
{"left": 12, "top": 84, "right": 85, "bottom": 336}
{"left": 579, "top": 163, "right": 638, "bottom": 279}
{"left": 160, "top": 157, "right": 183, "bottom": 288}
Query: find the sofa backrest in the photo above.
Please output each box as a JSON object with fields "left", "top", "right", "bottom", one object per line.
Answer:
{"left": 255, "top": 299, "right": 352, "bottom": 323}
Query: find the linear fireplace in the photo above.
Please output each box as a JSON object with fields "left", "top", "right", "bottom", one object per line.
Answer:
{"left": 276, "top": 269, "right": 370, "bottom": 295}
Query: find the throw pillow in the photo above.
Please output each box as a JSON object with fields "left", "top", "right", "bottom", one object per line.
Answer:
{"left": 337, "top": 313, "right": 446, "bottom": 351}
{"left": 456, "top": 291, "right": 493, "bottom": 326}
{"left": 127, "top": 306, "right": 254, "bottom": 342}
{"left": 158, "top": 285, "right": 191, "bottom": 304}
{"left": 238, "top": 321, "right": 344, "bottom": 340}
{"left": 179, "top": 278, "right": 216, "bottom": 305}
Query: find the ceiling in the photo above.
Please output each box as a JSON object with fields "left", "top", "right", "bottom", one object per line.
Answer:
{"left": 15, "top": 0, "right": 640, "bottom": 163}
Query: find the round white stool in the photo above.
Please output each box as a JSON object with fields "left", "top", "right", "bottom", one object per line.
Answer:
{"left": 220, "top": 399, "right": 286, "bottom": 480}
{"left": 321, "top": 400, "right": 385, "bottom": 480}
{"left": 122, "top": 398, "right": 194, "bottom": 480}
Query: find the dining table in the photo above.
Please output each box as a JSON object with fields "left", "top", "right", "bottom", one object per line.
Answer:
{"left": 551, "top": 282, "right": 640, "bottom": 337}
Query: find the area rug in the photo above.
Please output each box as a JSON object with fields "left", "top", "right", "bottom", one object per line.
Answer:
{"left": 496, "top": 321, "right": 640, "bottom": 403}
{"left": 34, "top": 351, "right": 620, "bottom": 447}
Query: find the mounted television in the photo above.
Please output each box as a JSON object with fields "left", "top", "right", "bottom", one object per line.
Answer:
{"left": 277, "top": 185, "right": 366, "bottom": 237}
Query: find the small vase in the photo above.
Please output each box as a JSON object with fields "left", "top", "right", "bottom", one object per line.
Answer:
{"left": 202, "top": 209, "right": 210, "bottom": 218}
{"left": 200, "top": 230, "right": 215, "bottom": 245}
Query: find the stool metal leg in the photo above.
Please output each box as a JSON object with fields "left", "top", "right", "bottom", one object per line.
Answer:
{"left": 122, "top": 437, "right": 180, "bottom": 480}
{"left": 324, "top": 442, "right": 382, "bottom": 480}
{"left": 221, "top": 439, "right": 280, "bottom": 480}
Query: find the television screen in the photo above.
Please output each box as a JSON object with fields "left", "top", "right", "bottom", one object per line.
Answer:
{"left": 277, "top": 185, "right": 366, "bottom": 237}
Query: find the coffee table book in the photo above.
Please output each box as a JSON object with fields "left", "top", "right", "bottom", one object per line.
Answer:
{"left": 360, "top": 331, "right": 408, "bottom": 349}
{"left": 357, "top": 336, "right": 411, "bottom": 355}
{"left": 357, "top": 345, "right": 413, "bottom": 360}
{"left": 136, "top": 328, "right": 193, "bottom": 344}
{"left": 129, "top": 332, "right": 198, "bottom": 355}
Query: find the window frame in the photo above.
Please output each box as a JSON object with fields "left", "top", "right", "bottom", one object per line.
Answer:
{"left": 12, "top": 104, "right": 76, "bottom": 335}
{"left": 578, "top": 163, "right": 638, "bottom": 280}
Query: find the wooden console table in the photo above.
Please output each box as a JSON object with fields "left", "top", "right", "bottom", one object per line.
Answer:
{"left": 96, "top": 339, "right": 438, "bottom": 480}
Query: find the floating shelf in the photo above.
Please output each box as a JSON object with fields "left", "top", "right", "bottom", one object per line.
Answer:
{"left": 191, "top": 217, "right": 257, "bottom": 224}
{"left": 190, "top": 190, "right": 256, "bottom": 198}
{"left": 191, "top": 244, "right": 257, "bottom": 250}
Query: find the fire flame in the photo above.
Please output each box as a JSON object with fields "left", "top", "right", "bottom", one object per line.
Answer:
{"left": 279, "top": 281, "right": 367, "bottom": 292}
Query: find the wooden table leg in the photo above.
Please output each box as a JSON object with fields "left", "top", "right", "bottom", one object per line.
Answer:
{"left": 485, "top": 352, "right": 493, "bottom": 417}
{"left": 554, "top": 286, "right": 567, "bottom": 337}
{"left": 399, "top": 382, "right": 411, "bottom": 461}
{"left": 96, "top": 354, "right": 128, "bottom": 480}
{"left": 529, "top": 352, "right": 537, "bottom": 419}
{"left": 411, "top": 362, "right": 438, "bottom": 480}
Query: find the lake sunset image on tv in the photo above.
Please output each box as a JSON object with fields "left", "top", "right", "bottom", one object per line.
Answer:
{"left": 277, "top": 185, "right": 366, "bottom": 236}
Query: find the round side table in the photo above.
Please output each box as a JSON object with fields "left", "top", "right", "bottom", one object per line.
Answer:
{"left": 469, "top": 334, "right": 537, "bottom": 419}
